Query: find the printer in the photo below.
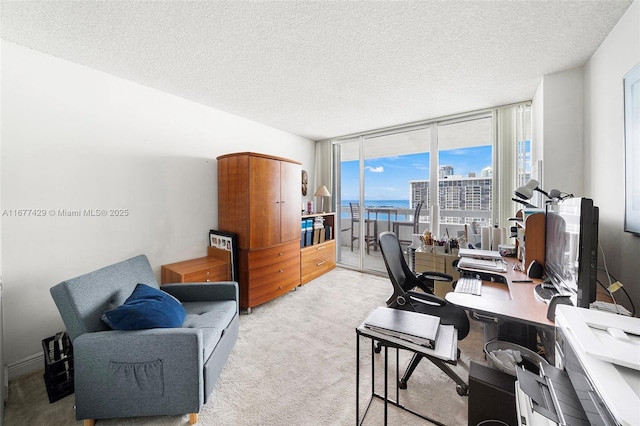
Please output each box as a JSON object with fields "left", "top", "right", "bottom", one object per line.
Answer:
{"left": 515, "top": 305, "right": 640, "bottom": 426}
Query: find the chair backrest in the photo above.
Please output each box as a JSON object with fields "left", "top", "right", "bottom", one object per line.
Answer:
{"left": 378, "top": 231, "right": 418, "bottom": 308}
{"left": 412, "top": 201, "right": 424, "bottom": 225}
{"left": 50, "top": 255, "right": 158, "bottom": 341}
{"left": 349, "top": 202, "right": 361, "bottom": 220}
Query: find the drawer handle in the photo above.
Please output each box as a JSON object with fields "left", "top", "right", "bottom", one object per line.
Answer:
{"left": 206, "top": 279, "right": 210, "bottom": 282}
{"left": 279, "top": 269, "right": 284, "bottom": 273}
{"left": 278, "top": 252, "right": 284, "bottom": 256}
{"left": 316, "top": 260, "right": 326, "bottom": 266}
{"left": 316, "top": 246, "right": 326, "bottom": 250}
{"left": 206, "top": 271, "right": 210, "bottom": 275}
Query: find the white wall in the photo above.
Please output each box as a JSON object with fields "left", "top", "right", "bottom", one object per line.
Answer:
{"left": 534, "top": 68, "right": 585, "bottom": 197}
{"left": 584, "top": 0, "right": 640, "bottom": 312}
{"left": 1, "top": 41, "right": 315, "bottom": 378}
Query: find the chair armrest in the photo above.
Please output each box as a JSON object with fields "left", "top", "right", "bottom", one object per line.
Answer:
{"left": 417, "top": 271, "right": 452, "bottom": 282}
{"left": 407, "top": 290, "right": 447, "bottom": 307}
{"left": 73, "top": 328, "right": 204, "bottom": 412}
{"left": 161, "top": 282, "right": 239, "bottom": 303}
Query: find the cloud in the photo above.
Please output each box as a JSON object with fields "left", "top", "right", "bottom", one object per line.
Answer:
{"left": 365, "top": 166, "right": 384, "bottom": 173}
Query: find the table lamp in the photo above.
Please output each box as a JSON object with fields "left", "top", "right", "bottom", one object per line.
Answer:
{"left": 314, "top": 185, "right": 331, "bottom": 213}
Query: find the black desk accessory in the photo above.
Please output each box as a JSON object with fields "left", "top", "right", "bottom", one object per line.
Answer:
{"left": 527, "top": 260, "right": 544, "bottom": 278}
{"left": 546, "top": 295, "right": 572, "bottom": 321}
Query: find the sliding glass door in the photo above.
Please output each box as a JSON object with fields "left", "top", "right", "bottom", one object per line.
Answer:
{"left": 335, "top": 128, "right": 431, "bottom": 274}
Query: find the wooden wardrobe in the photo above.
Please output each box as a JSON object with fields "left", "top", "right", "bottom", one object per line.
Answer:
{"left": 217, "top": 152, "right": 301, "bottom": 311}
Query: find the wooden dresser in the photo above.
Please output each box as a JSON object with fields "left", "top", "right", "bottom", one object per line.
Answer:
{"left": 217, "top": 152, "right": 301, "bottom": 311}
{"left": 161, "top": 247, "right": 231, "bottom": 284}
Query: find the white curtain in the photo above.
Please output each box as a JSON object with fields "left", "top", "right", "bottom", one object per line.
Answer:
{"left": 495, "top": 103, "right": 532, "bottom": 229}
{"left": 314, "top": 140, "right": 333, "bottom": 212}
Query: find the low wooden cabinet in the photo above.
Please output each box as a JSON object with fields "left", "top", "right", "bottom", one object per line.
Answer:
{"left": 301, "top": 239, "right": 336, "bottom": 284}
{"left": 300, "top": 213, "right": 336, "bottom": 284}
{"left": 414, "top": 248, "right": 460, "bottom": 298}
{"left": 514, "top": 209, "right": 546, "bottom": 271}
{"left": 161, "top": 247, "right": 231, "bottom": 284}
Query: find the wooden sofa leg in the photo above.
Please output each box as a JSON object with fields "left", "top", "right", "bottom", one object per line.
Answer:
{"left": 189, "top": 413, "right": 199, "bottom": 424}
{"left": 83, "top": 420, "right": 96, "bottom": 426}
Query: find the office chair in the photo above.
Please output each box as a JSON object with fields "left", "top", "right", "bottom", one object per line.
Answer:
{"left": 349, "top": 202, "right": 377, "bottom": 254}
{"left": 378, "top": 231, "right": 470, "bottom": 396}
{"left": 392, "top": 201, "right": 423, "bottom": 246}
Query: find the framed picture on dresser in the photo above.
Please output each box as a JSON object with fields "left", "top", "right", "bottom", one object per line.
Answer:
{"left": 209, "top": 230, "right": 238, "bottom": 281}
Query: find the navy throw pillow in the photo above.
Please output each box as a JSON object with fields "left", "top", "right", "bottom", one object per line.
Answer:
{"left": 102, "top": 283, "right": 186, "bottom": 330}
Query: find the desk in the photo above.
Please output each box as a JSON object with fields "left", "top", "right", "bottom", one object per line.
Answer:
{"left": 445, "top": 257, "right": 553, "bottom": 329}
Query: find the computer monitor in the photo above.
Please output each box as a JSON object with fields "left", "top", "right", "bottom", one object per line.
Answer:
{"left": 544, "top": 197, "right": 599, "bottom": 308}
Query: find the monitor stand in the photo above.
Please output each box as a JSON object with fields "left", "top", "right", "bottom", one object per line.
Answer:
{"left": 534, "top": 283, "right": 558, "bottom": 304}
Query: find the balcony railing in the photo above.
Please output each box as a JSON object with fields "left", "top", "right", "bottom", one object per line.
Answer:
{"left": 338, "top": 205, "right": 491, "bottom": 247}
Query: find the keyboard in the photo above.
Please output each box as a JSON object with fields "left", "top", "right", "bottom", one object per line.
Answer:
{"left": 454, "top": 277, "right": 482, "bottom": 295}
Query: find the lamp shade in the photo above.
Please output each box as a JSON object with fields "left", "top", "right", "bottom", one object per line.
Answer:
{"left": 514, "top": 179, "right": 539, "bottom": 200}
{"left": 314, "top": 185, "right": 331, "bottom": 197}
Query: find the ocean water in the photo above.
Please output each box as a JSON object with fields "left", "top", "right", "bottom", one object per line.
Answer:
{"left": 340, "top": 199, "right": 410, "bottom": 220}
{"left": 341, "top": 199, "right": 410, "bottom": 208}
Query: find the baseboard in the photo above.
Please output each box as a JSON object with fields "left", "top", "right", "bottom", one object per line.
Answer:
{"left": 7, "top": 352, "right": 43, "bottom": 381}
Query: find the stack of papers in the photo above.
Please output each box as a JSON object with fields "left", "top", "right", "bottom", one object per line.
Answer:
{"left": 457, "top": 256, "right": 507, "bottom": 272}
{"left": 363, "top": 307, "right": 440, "bottom": 349}
{"left": 458, "top": 248, "right": 507, "bottom": 272}
{"left": 458, "top": 248, "right": 502, "bottom": 260}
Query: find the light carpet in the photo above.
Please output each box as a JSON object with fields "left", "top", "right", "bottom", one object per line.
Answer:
{"left": 4, "top": 267, "right": 487, "bottom": 425}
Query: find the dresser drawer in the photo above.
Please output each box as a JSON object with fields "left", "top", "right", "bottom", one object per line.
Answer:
{"left": 183, "top": 263, "right": 230, "bottom": 282}
{"left": 301, "top": 240, "right": 336, "bottom": 284}
{"left": 248, "top": 241, "right": 300, "bottom": 269}
{"left": 245, "top": 241, "right": 301, "bottom": 307}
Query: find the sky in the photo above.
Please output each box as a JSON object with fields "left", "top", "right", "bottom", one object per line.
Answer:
{"left": 341, "top": 146, "right": 492, "bottom": 201}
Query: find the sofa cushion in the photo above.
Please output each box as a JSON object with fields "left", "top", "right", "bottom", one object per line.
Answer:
{"left": 102, "top": 283, "right": 186, "bottom": 330}
{"left": 182, "top": 300, "right": 237, "bottom": 360}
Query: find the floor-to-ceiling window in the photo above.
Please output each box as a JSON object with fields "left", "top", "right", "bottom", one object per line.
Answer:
{"left": 332, "top": 104, "right": 530, "bottom": 274}
{"left": 436, "top": 114, "right": 493, "bottom": 244}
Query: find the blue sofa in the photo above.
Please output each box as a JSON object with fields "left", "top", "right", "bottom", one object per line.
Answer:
{"left": 50, "top": 254, "right": 239, "bottom": 425}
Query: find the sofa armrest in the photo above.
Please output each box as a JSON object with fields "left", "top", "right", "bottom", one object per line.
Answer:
{"left": 73, "top": 328, "right": 204, "bottom": 419}
{"left": 161, "top": 282, "right": 239, "bottom": 304}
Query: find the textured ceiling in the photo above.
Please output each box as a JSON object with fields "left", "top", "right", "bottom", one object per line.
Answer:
{"left": 1, "top": 0, "right": 634, "bottom": 141}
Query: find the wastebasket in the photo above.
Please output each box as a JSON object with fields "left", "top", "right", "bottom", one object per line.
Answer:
{"left": 42, "top": 331, "right": 74, "bottom": 403}
{"left": 484, "top": 339, "right": 548, "bottom": 376}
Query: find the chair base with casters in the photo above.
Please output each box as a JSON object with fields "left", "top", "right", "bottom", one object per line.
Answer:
{"left": 377, "top": 231, "right": 471, "bottom": 396}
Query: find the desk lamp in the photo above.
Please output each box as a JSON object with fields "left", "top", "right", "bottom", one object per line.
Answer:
{"left": 514, "top": 179, "right": 573, "bottom": 205}
{"left": 314, "top": 185, "right": 331, "bottom": 213}
{"left": 514, "top": 179, "right": 550, "bottom": 201}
